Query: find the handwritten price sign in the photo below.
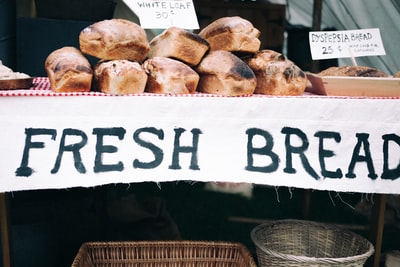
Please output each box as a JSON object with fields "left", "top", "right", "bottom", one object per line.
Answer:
{"left": 123, "top": 0, "right": 199, "bottom": 30}
{"left": 309, "top": 28, "right": 386, "bottom": 60}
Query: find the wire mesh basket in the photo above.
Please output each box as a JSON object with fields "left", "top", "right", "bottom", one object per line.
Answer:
{"left": 251, "top": 220, "right": 374, "bottom": 267}
{"left": 71, "top": 240, "right": 257, "bottom": 267}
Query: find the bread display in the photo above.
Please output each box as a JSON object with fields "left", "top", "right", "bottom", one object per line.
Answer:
{"left": 149, "top": 27, "right": 210, "bottom": 67}
{"left": 79, "top": 19, "right": 150, "bottom": 62}
{"left": 199, "top": 16, "right": 261, "bottom": 53}
{"left": 94, "top": 60, "right": 148, "bottom": 94}
{"left": 319, "top": 66, "right": 389, "bottom": 77}
{"left": 45, "top": 46, "right": 93, "bottom": 93}
{"left": 246, "top": 50, "right": 307, "bottom": 96}
{"left": 143, "top": 57, "right": 199, "bottom": 94}
{"left": 42, "top": 16, "right": 315, "bottom": 96}
{"left": 195, "top": 50, "right": 256, "bottom": 96}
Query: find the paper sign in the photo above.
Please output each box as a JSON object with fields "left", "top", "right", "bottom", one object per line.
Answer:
{"left": 309, "top": 28, "right": 386, "bottom": 60}
{"left": 122, "top": 0, "right": 199, "bottom": 29}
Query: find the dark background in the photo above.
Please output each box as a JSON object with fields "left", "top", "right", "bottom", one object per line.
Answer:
{"left": 3, "top": 182, "right": 400, "bottom": 266}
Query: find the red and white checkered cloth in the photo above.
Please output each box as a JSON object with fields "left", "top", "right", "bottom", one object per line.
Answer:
{"left": 0, "top": 77, "right": 334, "bottom": 99}
{"left": 31, "top": 77, "right": 51, "bottom": 91}
{"left": 0, "top": 77, "right": 268, "bottom": 97}
{"left": 0, "top": 77, "right": 112, "bottom": 97}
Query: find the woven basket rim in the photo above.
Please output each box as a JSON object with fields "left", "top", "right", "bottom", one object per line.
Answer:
{"left": 80, "top": 240, "right": 250, "bottom": 247}
{"left": 251, "top": 219, "right": 375, "bottom": 264}
{"left": 72, "top": 240, "right": 258, "bottom": 267}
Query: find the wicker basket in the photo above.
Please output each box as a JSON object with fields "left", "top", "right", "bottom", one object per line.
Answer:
{"left": 71, "top": 240, "right": 257, "bottom": 267}
{"left": 251, "top": 220, "right": 374, "bottom": 267}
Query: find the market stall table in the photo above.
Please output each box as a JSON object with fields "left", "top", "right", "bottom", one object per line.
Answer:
{"left": 1, "top": 77, "right": 400, "bottom": 267}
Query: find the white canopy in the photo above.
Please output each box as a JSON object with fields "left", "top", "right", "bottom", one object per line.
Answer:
{"left": 270, "top": 0, "right": 400, "bottom": 75}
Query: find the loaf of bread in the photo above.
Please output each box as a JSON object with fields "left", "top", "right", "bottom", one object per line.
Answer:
{"left": 149, "top": 27, "right": 209, "bottom": 66}
{"left": 394, "top": 71, "right": 400, "bottom": 78}
{"left": 45, "top": 46, "right": 93, "bottom": 92}
{"left": 79, "top": 19, "right": 150, "bottom": 62}
{"left": 0, "top": 61, "right": 30, "bottom": 80}
{"left": 94, "top": 60, "right": 148, "bottom": 94}
{"left": 143, "top": 57, "right": 199, "bottom": 94}
{"left": 319, "top": 66, "right": 389, "bottom": 77}
{"left": 0, "top": 61, "right": 32, "bottom": 89}
{"left": 199, "top": 16, "right": 261, "bottom": 53}
{"left": 195, "top": 50, "right": 256, "bottom": 96}
{"left": 246, "top": 50, "right": 307, "bottom": 96}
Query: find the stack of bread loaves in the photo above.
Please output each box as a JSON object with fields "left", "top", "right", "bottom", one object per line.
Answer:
{"left": 144, "top": 26, "right": 208, "bottom": 94}
{"left": 46, "top": 19, "right": 150, "bottom": 94}
{"left": 45, "top": 19, "right": 208, "bottom": 94}
{"left": 44, "top": 16, "right": 308, "bottom": 96}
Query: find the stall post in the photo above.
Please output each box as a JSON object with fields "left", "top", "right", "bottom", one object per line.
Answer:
{"left": 366, "top": 194, "right": 387, "bottom": 267}
{"left": 0, "top": 193, "right": 12, "bottom": 267}
{"left": 311, "top": 0, "right": 322, "bottom": 72}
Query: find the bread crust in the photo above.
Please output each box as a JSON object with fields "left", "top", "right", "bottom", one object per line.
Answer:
{"left": 79, "top": 19, "right": 150, "bottom": 62}
{"left": 45, "top": 46, "right": 93, "bottom": 92}
{"left": 195, "top": 50, "right": 256, "bottom": 96}
{"left": 143, "top": 57, "right": 199, "bottom": 94}
{"left": 319, "top": 66, "right": 388, "bottom": 77}
{"left": 246, "top": 50, "right": 307, "bottom": 96}
{"left": 149, "top": 27, "right": 209, "bottom": 66}
{"left": 199, "top": 16, "right": 261, "bottom": 53}
{"left": 94, "top": 60, "right": 148, "bottom": 94}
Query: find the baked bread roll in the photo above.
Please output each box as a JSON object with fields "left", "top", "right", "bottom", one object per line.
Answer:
{"left": 79, "top": 19, "right": 150, "bottom": 62}
{"left": 0, "top": 61, "right": 30, "bottom": 80}
{"left": 143, "top": 57, "right": 199, "bottom": 94}
{"left": 45, "top": 46, "right": 93, "bottom": 92}
{"left": 394, "top": 71, "right": 400, "bottom": 78}
{"left": 195, "top": 50, "right": 256, "bottom": 96}
{"left": 94, "top": 60, "right": 148, "bottom": 94}
{"left": 319, "top": 66, "right": 388, "bottom": 77}
{"left": 199, "top": 16, "right": 261, "bottom": 53}
{"left": 0, "top": 61, "right": 13, "bottom": 74}
{"left": 246, "top": 50, "right": 307, "bottom": 96}
{"left": 149, "top": 27, "right": 209, "bottom": 66}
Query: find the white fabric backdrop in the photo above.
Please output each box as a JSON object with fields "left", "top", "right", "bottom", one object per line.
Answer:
{"left": 268, "top": 0, "right": 400, "bottom": 75}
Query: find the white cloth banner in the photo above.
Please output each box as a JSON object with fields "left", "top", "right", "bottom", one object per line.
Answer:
{"left": 1, "top": 94, "right": 400, "bottom": 193}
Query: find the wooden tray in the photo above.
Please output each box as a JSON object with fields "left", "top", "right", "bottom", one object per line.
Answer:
{"left": 306, "top": 73, "right": 400, "bottom": 97}
{"left": 0, "top": 77, "right": 33, "bottom": 90}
